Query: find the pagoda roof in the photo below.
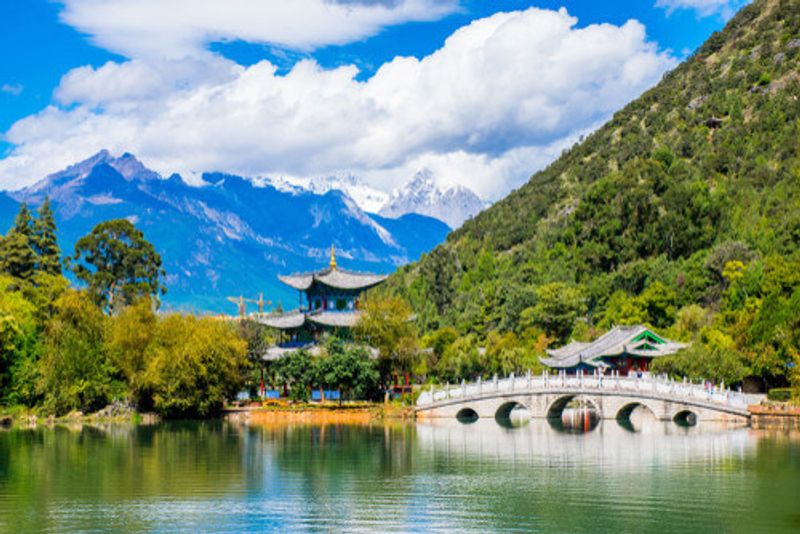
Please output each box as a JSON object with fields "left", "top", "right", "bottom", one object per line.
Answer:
{"left": 278, "top": 267, "right": 387, "bottom": 291}
{"left": 539, "top": 325, "right": 687, "bottom": 369}
{"left": 256, "top": 311, "right": 306, "bottom": 329}
{"left": 307, "top": 311, "right": 361, "bottom": 328}
{"left": 255, "top": 309, "right": 362, "bottom": 330}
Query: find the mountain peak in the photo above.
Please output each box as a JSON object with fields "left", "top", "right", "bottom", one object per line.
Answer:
{"left": 380, "top": 170, "right": 487, "bottom": 229}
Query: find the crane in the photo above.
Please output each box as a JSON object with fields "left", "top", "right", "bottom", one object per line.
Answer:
{"left": 226, "top": 293, "right": 272, "bottom": 318}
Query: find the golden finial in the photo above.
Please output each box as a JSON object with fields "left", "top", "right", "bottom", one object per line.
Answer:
{"left": 330, "top": 244, "right": 337, "bottom": 270}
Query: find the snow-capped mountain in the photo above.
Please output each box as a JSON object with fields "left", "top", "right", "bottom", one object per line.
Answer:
{"left": 305, "top": 175, "right": 388, "bottom": 214}
{"left": 379, "top": 170, "right": 488, "bottom": 229}
{"left": 5, "top": 151, "right": 449, "bottom": 312}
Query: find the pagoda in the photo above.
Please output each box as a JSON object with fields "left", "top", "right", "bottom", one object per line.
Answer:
{"left": 539, "top": 325, "right": 687, "bottom": 375}
{"left": 258, "top": 246, "right": 387, "bottom": 360}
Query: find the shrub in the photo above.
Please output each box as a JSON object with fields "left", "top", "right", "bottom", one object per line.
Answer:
{"left": 767, "top": 388, "right": 792, "bottom": 402}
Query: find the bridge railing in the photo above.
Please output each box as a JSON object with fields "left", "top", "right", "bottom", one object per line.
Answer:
{"left": 416, "top": 371, "right": 763, "bottom": 409}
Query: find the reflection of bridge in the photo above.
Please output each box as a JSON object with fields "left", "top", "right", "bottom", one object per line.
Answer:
{"left": 416, "top": 373, "right": 762, "bottom": 423}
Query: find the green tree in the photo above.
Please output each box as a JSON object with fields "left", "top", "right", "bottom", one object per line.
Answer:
{"left": 355, "top": 295, "right": 419, "bottom": 379}
{"left": 106, "top": 298, "right": 157, "bottom": 405}
{"left": 0, "top": 276, "right": 40, "bottom": 405}
{"left": 521, "top": 282, "right": 586, "bottom": 344}
{"left": 274, "top": 349, "right": 315, "bottom": 402}
{"left": 141, "top": 314, "right": 247, "bottom": 417}
{"left": 32, "top": 198, "right": 62, "bottom": 275}
{"left": 38, "top": 290, "right": 118, "bottom": 414}
{"left": 0, "top": 204, "right": 37, "bottom": 281}
{"left": 318, "top": 339, "right": 380, "bottom": 402}
{"left": 67, "top": 219, "right": 166, "bottom": 313}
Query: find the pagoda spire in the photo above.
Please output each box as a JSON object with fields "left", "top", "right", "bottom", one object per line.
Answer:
{"left": 330, "top": 244, "right": 337, "bottom": 270}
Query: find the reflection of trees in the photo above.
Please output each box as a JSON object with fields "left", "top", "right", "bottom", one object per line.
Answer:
{"left": 0, "top": 422, "right": 248, "bottom": 532}
{"left": 1, "top": 422, "right": 798, "bottom": 532}
{"left": 254, "top": 422, "right": 419, "bottom": 527}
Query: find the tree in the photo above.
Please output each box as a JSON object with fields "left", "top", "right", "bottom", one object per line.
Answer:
{"left": 37, "top": 290, "right": 118, "bottom": 414}
{"left": 317, "top": 339, "right": 380, "bottom": 403}
{"left": 106, "top": 298, "right": 157, "bottom": 404}
{"left": 354, "top": 295, "right": 418, "bottom": 378}
{"left": 140, "top": 314, "right": 247, "bottom": 417}
{"left": 0, "top": 204, "right": 37, "bottom": 281}
{"left": 274, "top": 349, "right": 315, "bottom": 402}
{"left": 521, "top": 282, "right": 586, "bottom": 344}
{"left": 0, "top": 276, "right": 39, "bottom": 405}
{"left": 68, "top": 219, "right": 166, "bottom": 313}
{"left": 32, "top": 198, "right": 62, "bottom": 275}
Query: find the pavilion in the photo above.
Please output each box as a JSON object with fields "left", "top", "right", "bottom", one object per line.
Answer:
{"left": 539, "top": 325, "right": 687, "bottom": 375}
{"left": 257, "top": 246, "right": 387, "bottom": 360}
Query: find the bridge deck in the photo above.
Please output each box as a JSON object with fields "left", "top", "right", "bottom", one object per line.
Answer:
{"left": 416, "top": 374, "right": 761, "bottom": 418}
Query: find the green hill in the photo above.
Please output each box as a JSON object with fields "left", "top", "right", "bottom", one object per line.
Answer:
{"left": 386, "top": 0, "right": 800, "bottom": 389}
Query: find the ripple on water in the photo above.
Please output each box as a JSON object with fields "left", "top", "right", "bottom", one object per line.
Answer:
{"left": 0, "top": 420, "right": 798, "bottom": 533}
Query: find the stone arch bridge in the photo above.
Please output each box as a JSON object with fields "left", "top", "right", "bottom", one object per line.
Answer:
{"left": 416, "top": 373, "right": 761, "bottom": 424}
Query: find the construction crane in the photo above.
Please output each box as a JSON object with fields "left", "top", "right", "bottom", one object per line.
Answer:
{"left": 226, "top": 293, "right": 271, "bottom": 318}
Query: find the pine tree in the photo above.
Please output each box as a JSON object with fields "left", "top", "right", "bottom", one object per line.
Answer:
{"left": 32, "top": 198, "right": 62, "bottom": 275}
{"left": 0, "top": 204, "right": 37, "bottom": 280}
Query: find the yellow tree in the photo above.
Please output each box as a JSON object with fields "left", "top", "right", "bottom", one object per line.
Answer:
{"left": 354, "top": 295, "right": 418, "bottom": 382}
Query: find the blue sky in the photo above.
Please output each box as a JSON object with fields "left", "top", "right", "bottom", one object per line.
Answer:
{"left": 0, "top": 0, "right": 747, "bottom": 197}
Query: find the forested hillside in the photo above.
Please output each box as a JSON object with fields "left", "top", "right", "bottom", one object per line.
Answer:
{"left": 386, "top": 0, "right": 800, "bottom": 390}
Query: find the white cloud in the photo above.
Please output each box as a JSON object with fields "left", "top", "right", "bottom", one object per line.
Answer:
{"left": 655, "top": 0, "right": 749, "bottom": 19}
{"left": 1, "top": 84, "right": 24, "bottom": 96}
{"left": 59, "top": 0, "right": 459, "bottom": 59}
{"left": 0, "top": 7, "right": 676, "bottom": 200}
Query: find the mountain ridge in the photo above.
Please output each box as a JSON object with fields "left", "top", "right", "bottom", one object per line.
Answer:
{"left": 386, "top": 0, "right": 800, "bottom": 346}
{"left": 4, "top": 151, "right": 450, "bottom": 312}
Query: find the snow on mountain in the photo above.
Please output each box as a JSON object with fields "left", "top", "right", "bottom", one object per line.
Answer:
{"left": 6, "top": 151, "right": 449, "bottom": 312}
{"left": 379, "top": 170, "right": 489, "bottom": 229}
{"left": 306, "top": 175, "right": 388, "bottom": 213}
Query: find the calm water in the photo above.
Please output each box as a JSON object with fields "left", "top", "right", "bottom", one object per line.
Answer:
{"left": 1, "top": 418, "right": 799, "bottom": 533}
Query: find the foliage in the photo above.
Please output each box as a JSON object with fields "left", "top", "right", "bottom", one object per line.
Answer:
{"left": 140, "top": 314, "right": 247, "bottom": 417}
{"left": 31, "top": 198, "right": 62, "bottom": 275}
{"left": 0, "top": 204, "right": 37, "bottom": 281}
{"left": 385, "top": 0, "right": 800, "bottom": 388}
{"left": 67, "top": 219, "right": 166, "bottom": 313}
{"left": 274, "top": 350, "right": 315, "bottom": 402}
{"left": 37, "top": 290, "right": 119, "bottom": 415}
{"left": 354, "top": 294, "right": 419, "bottom": 377}
{"left": 767, "top": 388, "right": 792, "bottom": 402}
{"left": 317, "top": 339, "right": 380, "bottom": 402}
{"left": 106, "top": 298, "right": 157, "bottom": 404}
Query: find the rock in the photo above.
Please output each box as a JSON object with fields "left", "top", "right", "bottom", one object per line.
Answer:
{"left": 95, "top": 401, "right": 136, "bottom": 418}
{"left": 773, "top": 52, "right": 786, "bottom": 63}
{"left": 687, "top": 95, "right": 707, "bottom": 110}
{"left": 787, "top": 38, "right": 800, "bottom": 50}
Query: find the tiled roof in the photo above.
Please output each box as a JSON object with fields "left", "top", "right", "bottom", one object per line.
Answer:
{"left": 279, "top": 267, "right": 387, "bottom": 291}
{"left": 256, "top": 311, "right": 306, "bottom": 329}
{"left": 539, "top": 325, "right": 687, "bottom": 369}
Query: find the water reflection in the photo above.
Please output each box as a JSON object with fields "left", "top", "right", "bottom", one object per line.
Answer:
{"left": 0, "top": 420, "right": 798, "bottom": 533}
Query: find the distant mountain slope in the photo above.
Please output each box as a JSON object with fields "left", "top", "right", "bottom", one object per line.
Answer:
{"left": 5, "top": 151, "right": 449, "bottom": 312}
{"left": 379, "top": 171, "right": 488, "bottom": 229}
{"left": 387, "top": 0, "right": 800, "bottom": 334}
{"left": 0, "top": 192, "right": 18, "bottom": 232}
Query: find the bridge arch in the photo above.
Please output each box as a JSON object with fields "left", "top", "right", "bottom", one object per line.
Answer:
{"left": 494, "top": 401, "right": 531, "bottom": 428}
{"left": 615, "top": 401, "right": 659, "bottom": 422}
{"left": 673, "top": 409, "right": 698, "bottom": 427}
{"left": 456, "top": 407, "right": 479, "bottom": 423}
{"left": 546, "top": 395, "right": 601, "bottom": 420}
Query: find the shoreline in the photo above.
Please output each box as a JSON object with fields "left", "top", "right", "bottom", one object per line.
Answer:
{"left": 0, "top": 402, "right": 415, "bottom": 428}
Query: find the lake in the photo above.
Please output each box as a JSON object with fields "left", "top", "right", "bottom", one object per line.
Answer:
{"left": 1, "top": 418, "right": 798, "bottom": 533}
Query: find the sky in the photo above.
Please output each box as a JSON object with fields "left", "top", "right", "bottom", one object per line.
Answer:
{"left": 0, "top": 0, "right": 749, "bottom": 200}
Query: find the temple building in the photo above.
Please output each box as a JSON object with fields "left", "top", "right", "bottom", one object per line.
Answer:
{"left": 539, "top": 325, "right": 687, "bottom": 375}
{"left": 258, "top": 247, "right": 387, "bottom": 360}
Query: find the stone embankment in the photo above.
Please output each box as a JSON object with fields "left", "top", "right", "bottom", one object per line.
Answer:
{"left": 749, "top": 405, "right": 800, "bottom": 430}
